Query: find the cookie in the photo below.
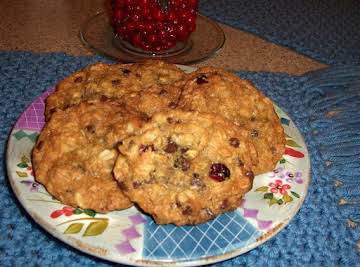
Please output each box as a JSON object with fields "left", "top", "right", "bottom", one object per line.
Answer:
{"left": 178, "top": 67, "right": 285, "bottom": 174}
{"left": 32, "top": 101, "right": 145, "bottom": 212}
{"left": 113, "top": 110, "right": 257, "bottom": 225}
{"left": 45, "top": 60, "right": 185, "bottom": 120}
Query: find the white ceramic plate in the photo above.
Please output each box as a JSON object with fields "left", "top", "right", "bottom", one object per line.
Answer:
{"left": 6, "top": 66, "right": 310, "bottom": 266}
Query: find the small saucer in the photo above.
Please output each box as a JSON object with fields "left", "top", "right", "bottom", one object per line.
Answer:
{"left": 80, "top": 12, "right": 225, "bottom": 64}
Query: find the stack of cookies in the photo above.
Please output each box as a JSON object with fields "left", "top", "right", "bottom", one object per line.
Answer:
{"left": 32, "top": 61, "right": 285, "bottom": 226}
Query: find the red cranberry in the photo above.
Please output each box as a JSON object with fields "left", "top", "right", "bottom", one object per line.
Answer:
{"left": 151, "top": 8, "right": 165, "bottom": 21}
{"left": 125, "top": 21, "right": 136, "bottom": 32}
{"left": 136, "top": 21, "right": 146, "bottom": 31}
{"left": 209, "top": 163, "right": 231, "bottom": 182}
{"left": 110, "top": 0, "right": 198, "bottom": 51}
{"left": 187, "top": 0, "right": 198, "bottom": 8}
{"left": 176, "top": 23, "right": 189, "bottom": 41}
{"left": 138, "top": 0, "right": 150, "bottom": 6}
{"left": 131, "top": 33, "right": 143, "bottom": 47}
{"left": 145, "top": 22, "right": 155, "bottom": 32}
{"left": 167, "top": 10, "right": 177, "bottom": 21}
{"left": 147, "top": 34, "right": 158, "bottom": 44}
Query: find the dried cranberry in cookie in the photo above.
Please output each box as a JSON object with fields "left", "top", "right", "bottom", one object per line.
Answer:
{"left": 209, "top": 163, "right": 231, "bottom": 182}
{"left": 113, "top": 110, "right": 257, "bottom": 226}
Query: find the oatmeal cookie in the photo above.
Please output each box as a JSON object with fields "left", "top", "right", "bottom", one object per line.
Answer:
{"left": 32, "top": 101, "right": 145, "bottom": 212}
{"left": 178, "top": 67, "right": 285, "bottom": 174}
{"left": 45, "top": 60, "right": 185, "bottom": 120}
{"left": 113, "top": 110, "right": 257, "bottom": 225}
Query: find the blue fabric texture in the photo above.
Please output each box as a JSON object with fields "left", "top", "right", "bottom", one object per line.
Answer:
{"left": 0, "top": 52, "right": 359, "bottom": 266}
{"left": 199, "top": 0, "right": 360, "bottom": 65}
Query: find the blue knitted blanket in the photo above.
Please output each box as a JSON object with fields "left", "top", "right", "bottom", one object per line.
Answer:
{"left": 0, "top": 52, "right": 359, "bottom": 266}
{"left": 199, "top": 0, "right": 360, "bottom": 65}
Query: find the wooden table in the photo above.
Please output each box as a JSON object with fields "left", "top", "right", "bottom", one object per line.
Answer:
{"left": 0, "top": 0, "right": 326, "bottom": 75}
